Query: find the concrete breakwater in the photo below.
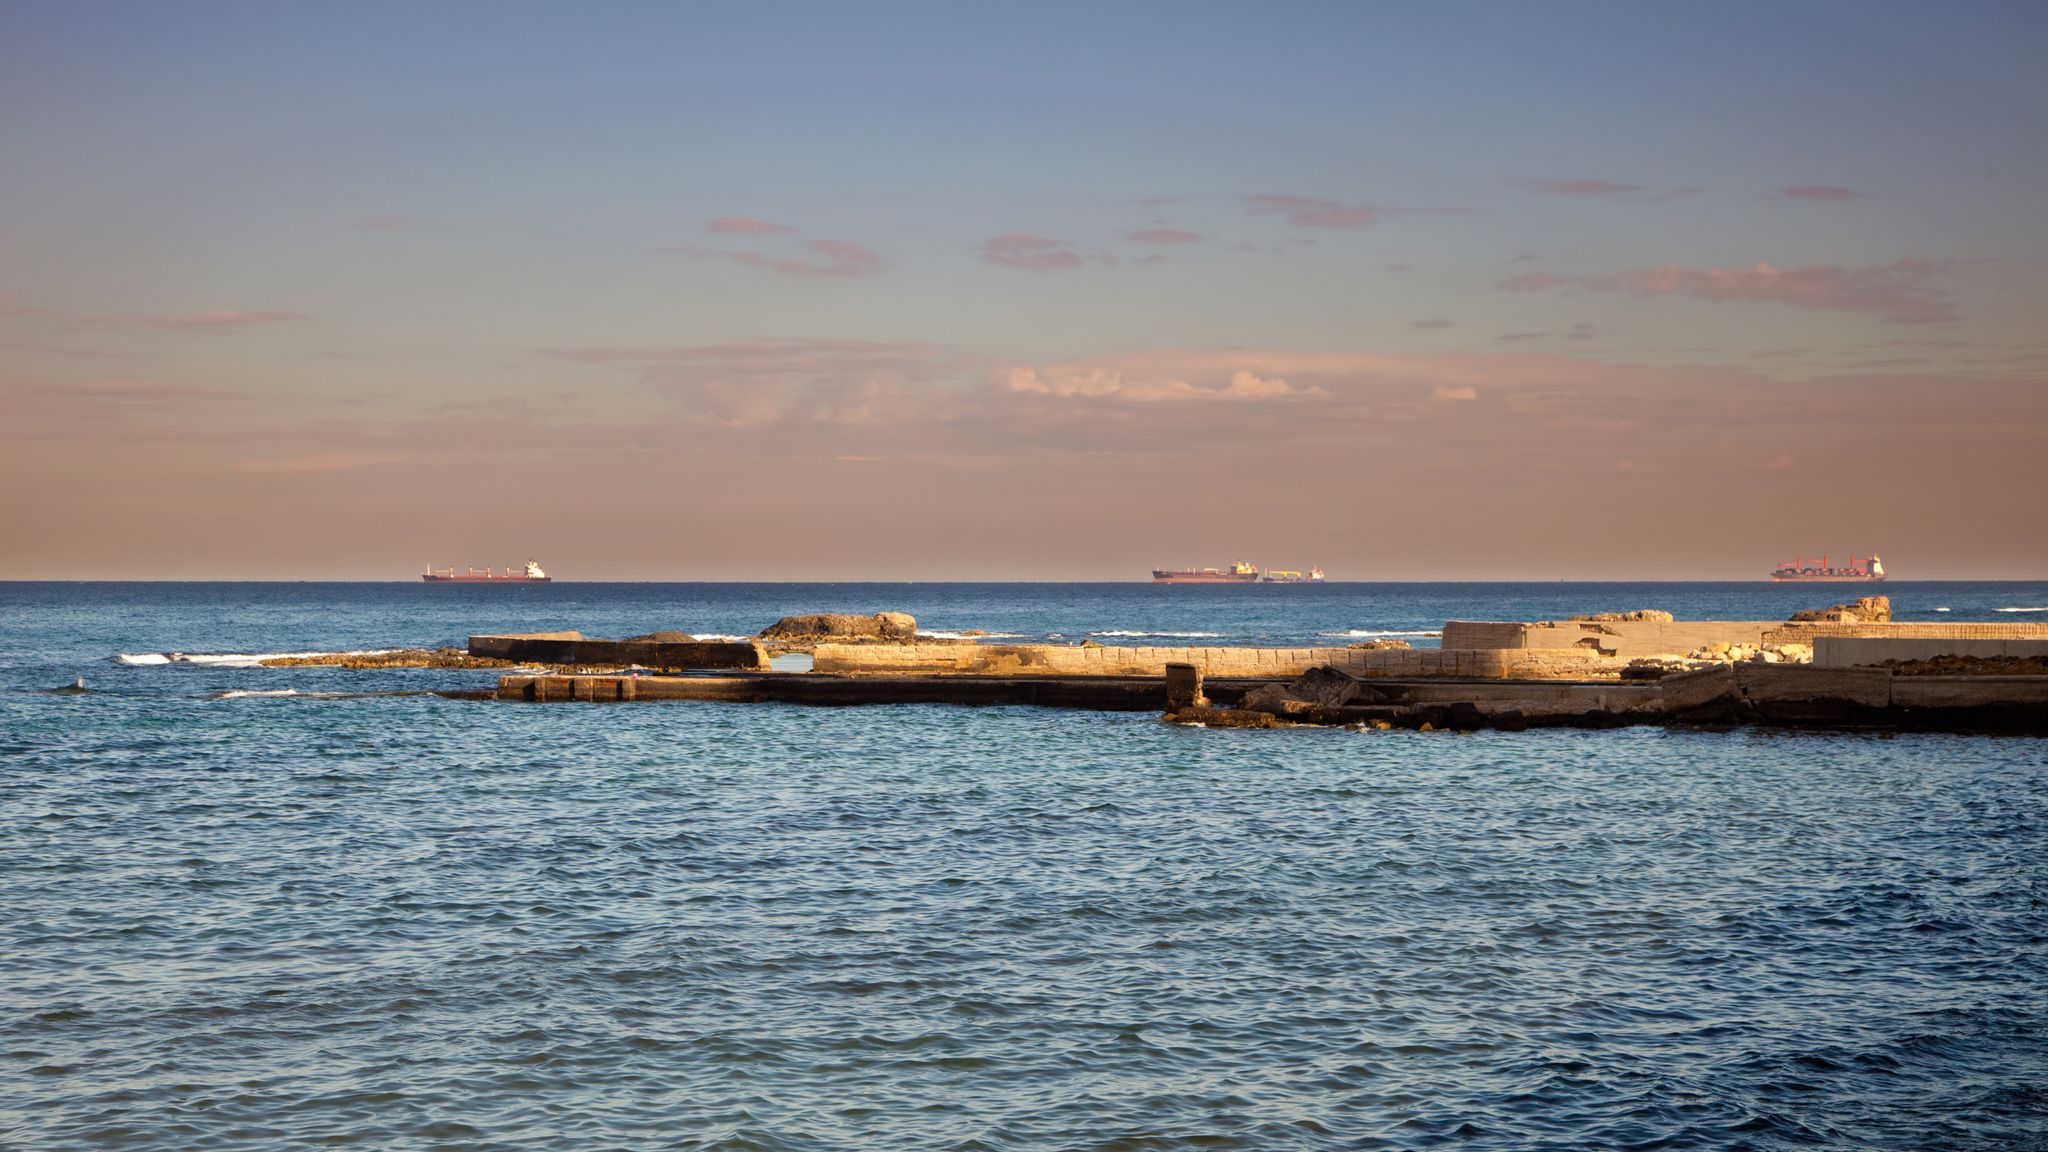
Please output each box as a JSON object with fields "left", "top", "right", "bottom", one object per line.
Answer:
{"left": 467, "top": 607, "right": 2048, "bottom": 732}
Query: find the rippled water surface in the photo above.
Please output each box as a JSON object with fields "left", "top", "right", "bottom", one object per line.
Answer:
{"left": 3, "top": 583, "right": 2046, "bottom": 1149}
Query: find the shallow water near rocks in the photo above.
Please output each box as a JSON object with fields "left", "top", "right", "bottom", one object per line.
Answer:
{"left": 3, "top": 583, "right": 2046, "bottom": 1149}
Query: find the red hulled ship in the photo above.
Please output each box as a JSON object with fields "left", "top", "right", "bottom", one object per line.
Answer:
{"left": 1152, "top": 560, "right": 1260, "bottom": 584}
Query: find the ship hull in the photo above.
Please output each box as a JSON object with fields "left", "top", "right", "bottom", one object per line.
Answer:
{"left": 1770, "top": 575, "right": 1885, "bottom": 583}
{"left": 422, "top": 575, "right": 552, "bottom": 583}
{"left": 1152, "top": 573, "right": 1259, "bottom": 584}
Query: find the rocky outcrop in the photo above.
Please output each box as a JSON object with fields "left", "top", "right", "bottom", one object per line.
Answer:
{"left": 1568, "top": 610, "right": 1674, "bottom": 623}
{"left": 1789, "top": 596, "right": 1892, "bottom": 624}
{"left": 1242, "top": 665, "right": 1364, "bottom": 717}
{"left": 261, "top": 648, "right": 518, "bottom": 669}
{"left": 625, "top": 631, "right": 697, "bottom": 643}
{"left": 758, "top": 612, "right": 917, "bottom": 651}
{"left": 1163, "top": 706, "right": 1281, "bottom": 729}
{"left": 1346, "top": 638, "right": 1412, "bottom": 650}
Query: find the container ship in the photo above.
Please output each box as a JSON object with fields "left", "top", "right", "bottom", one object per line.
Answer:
{"left": 1769, "top": 554, "right": 1885, "bottom": 583}
{"left": 423, "top": 560, "right": 552, "bottom": 583}
{"left": 1263, "top": 567, "right": 1325, "bottom": 584}
{"left": 1152, "top": 560, "right": 1260, "bottom": 584}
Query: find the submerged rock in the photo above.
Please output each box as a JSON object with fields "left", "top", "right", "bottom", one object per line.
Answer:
{"left": 1164, "top": 706, "right": 1281, "bottom": 729}
{"left": 624, "top": 631, "right": 698, "bottom": 643}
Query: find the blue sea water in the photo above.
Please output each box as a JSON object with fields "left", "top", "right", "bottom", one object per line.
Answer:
{"left": 3, "top": 582, "right": 2046, "bottom": 1150}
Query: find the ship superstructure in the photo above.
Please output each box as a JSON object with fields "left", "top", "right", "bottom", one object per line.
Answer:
{"left": 1262, "top": 567, "right": 1325, "bottom": 584}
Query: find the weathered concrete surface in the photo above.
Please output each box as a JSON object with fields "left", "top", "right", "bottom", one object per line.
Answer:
{"left": 1444, "top": 619, "right": 1780, "bottom": 659}
{"left": 1891, "top": 676, "right": 2048, "bottom": 709}
{"left": 1733, "top": 664, "right": 1893, "bottom": 723}
{"left": 1816, "top": 637, "right": 2048, "bottom": 667}
{"left": 469, "top": 632, "right": 583, "bottom": 658}
{"left": 813, "top": 642, "right": 1613, "bottom": 680}
{"left": 500, "top": 672, "right": 1173, "bottom": 711}
{"left": 1164, "top": 663, "right": 1207, "bottom": 712}
{"left": 469, "top": 635, "right": 769, "bottom": 671}
{"left": 1447, "top": 618, "right": 2048, "bottom": 660}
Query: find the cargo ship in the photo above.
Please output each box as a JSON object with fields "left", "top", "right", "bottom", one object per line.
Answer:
{"left": 1263, "top": 567, "right": 1325, "bottom": 584}
{"left": 423, "top": 560, "right": 552, "bottom": 583}
{"left": 1152, "top": 560, "right": 1259, "bottom": 584}
{"left": 1770, "top": 554, "right": 1885, "bottom": 583}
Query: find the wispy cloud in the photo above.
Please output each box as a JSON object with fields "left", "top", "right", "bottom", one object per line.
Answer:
{"left": 1778, "top": 185, "right": 1859, "bottom": 201}
{"left": 233, "top": 452, "right": 402, "bottom": 474}
{"left": 1004, "top": 365, "right": 1324, "bottom": 403}
{"left": 981, "top": 233, "right": 1086, "bottom": 271}
{"left": 87, "top": 309, "right": 308, "bottom": 332}
{"left": 1126, "top": 228, "right": 1201, "bottom": 245}
{"left": 1534, "top": 179, "right": 1642, "bottom": 197}
{"left": 677, "top": 239, "right": 884, "bottom": 277}
{"left": 1501, "top": 258, "right": 1956, "bottom": 324}
{"left": 707, "top": 216, "right": 798, "bottom": 235}
{"left": 1244, "top": 194, "right": 1377, "bottom": 228}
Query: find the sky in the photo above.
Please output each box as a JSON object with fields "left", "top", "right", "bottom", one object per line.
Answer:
{"left": 3, "top": 0, "right": 2045, "bottom": 579}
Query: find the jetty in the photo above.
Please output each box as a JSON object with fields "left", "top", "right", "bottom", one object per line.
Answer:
{"left": 468, "top": 602, "right": 2048, "bottom": 733}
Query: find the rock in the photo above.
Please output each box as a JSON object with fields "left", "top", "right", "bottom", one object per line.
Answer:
{"left": 1788, "top": 596, "right": 1892, "bottom": 624}
{"left": 1346, "top": 639, "right": 1412, "bottom": 650}
{"left": 625, "top": 631, "right": 697, "bottom": 643}
{"left": 1490, "top": 710, "right": 1529, "bottom": 732}
{"left": 1164, "top": 707, "right": 1280, "bottom": 729}
{"left": 758, "top": 612, "right": 918, "bottom": 643}
{"left": 1241, "top": 665, "right": 1361, "bottom": 715}
{"left": 1567, "top": 609, "right": 1674, "bottom": 623}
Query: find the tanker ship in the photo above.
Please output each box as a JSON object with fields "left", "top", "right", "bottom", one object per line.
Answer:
{"left": 1152, "top": 560, "right": 1260, "bottom": 584}
{"left": 423, "top": 560, "right": 552, "bottom": 583}
{"left": 1769, "top": 554, "right": 1885, "bottom": 583}
{"left": 1262, "top": 567, "right": 1325, "bottom": 584}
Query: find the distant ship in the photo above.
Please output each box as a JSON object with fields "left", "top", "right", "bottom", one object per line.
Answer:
{"left": 1770, "top": 554, "right": 1885, "bottom": 583}
{"left": 1152, "top": 560, "right": 1259, "bottom": 584}
{"left": 423, "top": 560, "right": 552, "bottom": 583}
{"left": 1263, "top": 567, "right": 1325, "bottom": 584}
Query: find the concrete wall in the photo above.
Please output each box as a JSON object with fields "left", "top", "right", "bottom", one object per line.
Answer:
{"left": 812, "top": 642, "right": 1614, "bottom": 680}
{"left": 1443, "top": 620, "right": 1778, "bottom": 659}
{"left": 1446, "top": 618, "right": 2048, "bottom": 659}
{"left": 1815, "top": 638, "right": 2048, "bottom": 667}
{"left": 470, "top": 631, "right": 582, "bottom": 658}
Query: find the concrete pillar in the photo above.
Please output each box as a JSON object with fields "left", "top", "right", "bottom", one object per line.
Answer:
{"left": 1164, "top": 662, "right": 1207, "bottom": 712}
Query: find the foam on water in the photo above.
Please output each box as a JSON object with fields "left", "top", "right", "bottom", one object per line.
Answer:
{"left": 115, "top": 649, "right": 397, "bottom": 667}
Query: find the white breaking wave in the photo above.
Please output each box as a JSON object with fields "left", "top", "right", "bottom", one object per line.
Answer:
{"left": 116, "top": 649, "right": 397, "bottom": 668}
{"left": 1321, "top": 629, "right": 1443, "bottom": 638}
{"left": 1934, "top": 607, "right": 1952, "bottom": 613}
{"left": 1089, "top": 630, "right": 1223, "bottom": 639}
{"left": 687, "top": 634, "right": 754, "bottom": 643}
{"left": 214, "top": 688, "right": 301, "bottom": 699}
{"left": 1995, "top": 607, "right": 2048, "bottom": 613}
{"left": 920, "top": 630, "right": 1027, "bottom": 641}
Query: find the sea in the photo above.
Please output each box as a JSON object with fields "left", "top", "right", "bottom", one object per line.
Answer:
{"left": 3, "top": 581, "right": 2045, "bottom": 1151}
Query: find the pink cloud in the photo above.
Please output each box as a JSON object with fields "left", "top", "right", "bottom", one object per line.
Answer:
{"left": 1127, "top": 228, "right": 1201, "bottom": 246}
{"left": 1535, "top": 179, "right": 1642, "bottom": 197}
{"left": 91, "top": 310, "right": 308, "bottom": 332}
{"left": 1244, "top": 194, "right": 1377, "bottom": 228}
{"left": 678, "top": 239, "right": 884, "bottom": 277}
{"left": 1502, "top": 258, "right": 1957, "bottom": 323}
{"left": 1002, "top": 364, "right": 1324, "bottom": 404}
{"left": 1779, "top": 185, "right": 1859, "bottom": 201}
{"left": 980, "top": 233, "right": 1085, "bottom": 271}
{"left": 708, "top": 216, "right": 797, "bottom": 236}
{"left": 234, "top": 452, "right": 403, "bottom": 474}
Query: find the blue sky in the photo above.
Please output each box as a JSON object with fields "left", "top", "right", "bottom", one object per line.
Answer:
{"left": 3, "top": 1, "right": 2045, "bottom": 577}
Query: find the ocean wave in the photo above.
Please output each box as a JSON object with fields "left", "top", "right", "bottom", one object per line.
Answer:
{"left": 1994, "top": 607, "right": 2047, "bottom": 613}
{"left": 214, "top": 688, "right": 302, "bottom": 699}
{"left": 116, "top": 649, "right": 397, "bottom": 668}
{"left": 1321, "top": 629, "right": 1443, "bottom": 638}
{"left": 686, "top": 634, "right": 754, "bottom": 643}
{"left": 1089, "top": 630, "right": 1223, "bottom": 639}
